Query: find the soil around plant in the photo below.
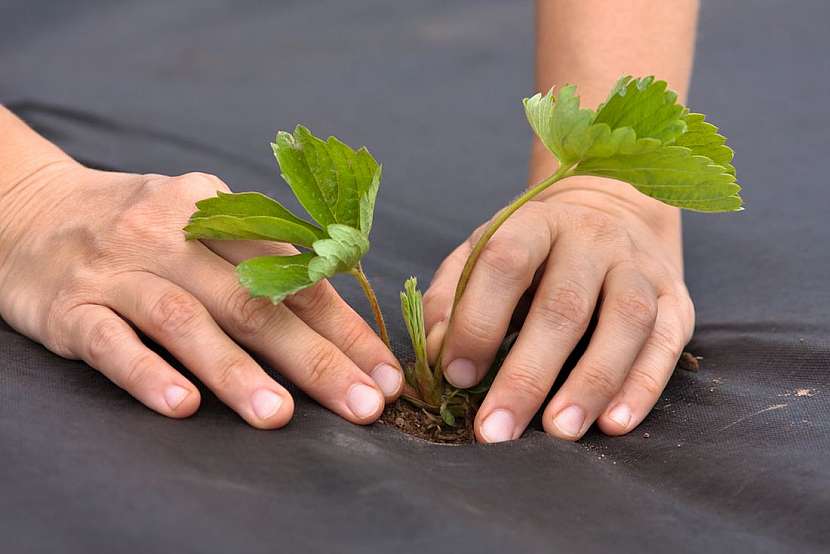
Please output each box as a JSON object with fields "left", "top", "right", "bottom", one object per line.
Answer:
{"left": 379, "top": 399, "right": 475, "bottom": 444}
{"left": 381, "top": 351, "right": 703, "bottom": 444}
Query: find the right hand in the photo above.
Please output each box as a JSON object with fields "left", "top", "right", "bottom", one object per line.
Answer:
{"left": 0, "top": 159, "right": 403, "bottom": 428}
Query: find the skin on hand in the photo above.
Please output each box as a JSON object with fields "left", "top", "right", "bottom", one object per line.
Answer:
{"left": 423, "top": 180, "right": 695, "bottom": 443}
{"left": 423, "top": 0, "right": 701, "bottom": 443}
{"left": 0, "top": 148, "right": 404, "bottom": 429}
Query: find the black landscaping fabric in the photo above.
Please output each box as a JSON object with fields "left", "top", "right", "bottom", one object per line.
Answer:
{"left": 1, "top": 1, "right": 828, "bottom": 552}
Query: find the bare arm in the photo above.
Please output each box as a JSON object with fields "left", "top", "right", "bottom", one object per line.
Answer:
{"left": 424, "top": 1, "right": 700, "bottom": 442}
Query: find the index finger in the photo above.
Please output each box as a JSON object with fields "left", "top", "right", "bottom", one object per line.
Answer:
{"left": 206, "top": 239, "right": 403, "bottom": 400}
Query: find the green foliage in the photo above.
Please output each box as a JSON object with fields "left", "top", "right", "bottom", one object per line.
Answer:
{"left": 400, "top": 277, "right": 439, "bottom": 405}
{"left": 184, "top": 75, "right": 744, "bottom": 421}
{"left": 439, "top": 403, "right": 456, "bottom": 427}
{"left": 523, "top": 75, "right": 742, "bottom": 211}
{"left": 185, "top": 125, "right": 381, "bottom": 303}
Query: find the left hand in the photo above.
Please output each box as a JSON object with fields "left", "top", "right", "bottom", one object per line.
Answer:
{"left": 422, "top": 179, "right": 695, "bottom": 442}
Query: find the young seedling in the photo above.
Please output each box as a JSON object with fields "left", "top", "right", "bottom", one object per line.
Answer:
{"left": 185, "top": 75, "right": 742, "bottom": 434}
{"left": 184, "top": 125, "right": 389, "bottom": 346}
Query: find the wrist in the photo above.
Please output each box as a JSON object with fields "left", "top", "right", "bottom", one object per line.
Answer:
{"left": 528, "top": 143, "right": 680, "bottom": 230}
{"left": 0, "top": 106, "right": 75, "bottom": 200}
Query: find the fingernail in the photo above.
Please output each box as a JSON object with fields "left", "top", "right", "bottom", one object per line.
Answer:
{"left": 347, "top": 384, "right": 382, "bottom": 419}
{"left": 553, "top": 405, "right": 586, "bottom": 438}
{"left": 369, "top": 363, "right": 402, "bottom": 397}
{"left": 607, "top": 403, "right": 632, "bottom": 428}
{"left": 252, "top": 389, "right": 283, "bottom": 420}
{"left": 164, "top": 385, "right": 190, "bottom": 410}
{"left": 480, "top": 409, "right": 516, "bottom": 443}
{"left": 445, "top": 358, "right": 478, "bottom": 388}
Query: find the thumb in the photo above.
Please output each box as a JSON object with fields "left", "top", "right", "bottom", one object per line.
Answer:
{"left": 423, "top": 241, "right": 471, "bottom": 364}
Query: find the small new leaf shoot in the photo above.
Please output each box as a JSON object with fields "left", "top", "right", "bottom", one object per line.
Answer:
{"left": 400, "top": 277, "right": 440, "bottom": 406}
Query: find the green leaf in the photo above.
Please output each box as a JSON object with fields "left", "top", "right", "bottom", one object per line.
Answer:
{"left": 236, "top": 252, "right": 316, "bottom": 304}
{"left": 272, "top": 125, "right": 381, "bottom": 232}
{"left": 308, "top": 224, "right": 370, "bottom": 280}
{"left": 594, "top": 76, "right": 687, "bottom": 144}
{"left": 524, "top": 86, "right": 596, "bottom": 165}
{"left": 189, "top": 191, "right": 314, "bottom": 223}
{"left": 184, "top": 215, "right": 323, "bottom": 246}
{"left": 674, "top": 113, "right": 736, "bottom": 176}
{"left": 523, "top": 85, "right": 664, "bottom": 166}
{"left": 575, "top": 145, "right": 743, "bottom": 212}
{"left": 524, "top": 76, "right": 743, "bottom": 212}
{"left": 440, "top": 403, "right": 456, "bottom": 427}
{"left": 359, "top": 165, "right": 381, "bottom": 235}
{"left": 185, "top": 191, "right": 325, "bottom": 246}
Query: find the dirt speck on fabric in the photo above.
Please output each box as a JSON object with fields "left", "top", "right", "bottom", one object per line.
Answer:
{"left": 677, "top": 351, "right": 701, "bottom": 372}
{"left": 779, "top": 388, "right": 817, "bottom": 398}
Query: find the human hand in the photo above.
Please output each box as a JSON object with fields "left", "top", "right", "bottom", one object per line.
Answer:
{"left": 423, "top": 179, "right": 694, "bottom": 442}
{"left": 0, "top": 160, "right": 403, "bottom": 428}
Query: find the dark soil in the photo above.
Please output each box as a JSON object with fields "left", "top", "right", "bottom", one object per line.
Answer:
{"left": 379, "top": 399, "right": 475, "bottom": 445}
{"left": 678, "top": 351, "right": 702, "bottom": 372}
{"left": 381, "top": 350, "right": 701, "bottom": 445}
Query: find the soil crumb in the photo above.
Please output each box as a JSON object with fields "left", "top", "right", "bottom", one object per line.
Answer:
{"left": 677, "top": 351, "right": 701, "bottom": 372}
{"left": 379, "top": 400, "right": 475, "bottom": 444}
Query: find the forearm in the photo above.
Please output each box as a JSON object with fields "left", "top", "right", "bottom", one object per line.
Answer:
{"left": 530, "top": 0, "right": 699, "bottom": 269}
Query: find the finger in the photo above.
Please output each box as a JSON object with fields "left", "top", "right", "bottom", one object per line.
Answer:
{"left": 65, "top": 304, "right": 200, "bottom": 417}
{"left": 163, "top": 247, "right": 387, "bottom": 424}
{"left": 431, "top": 203, "right": 552, "bottom": 389}
{"left": 206, "top": 240, "right": 403, "bottom": 399}
{"left": 105, "top": 272, "right": 294, "bottom": 429}
{"left": 285, "top": 281, "right": 403, "bottom": 399}
{"left": 543, "top": 264, "right": 658, "bottom": 440}
{"left": 423, "top": 241, "right": 470, "bottom": 336}
{"left": 597, "top": 292, "right": 693, "bottom": 435}
{"left": 474, "top": 238, "right": 606, "bottom": 443}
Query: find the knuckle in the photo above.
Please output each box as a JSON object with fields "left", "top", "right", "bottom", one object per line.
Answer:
{"left": 287, "top": 281, "right": 332, "bottom": 319}
{"left": 337, "top": 320, "right": 375, "bottom": 358}
{"left": 213, "top": 353, "right": 250, "bottom": 391}
{"left": 478, "top": 238, "right": 534, "bottom": 284}
{"left": 85, "top": 318, "right": 127, "bottom": 363}
{"left": 612, "top": 289, "right": 657, "bottom": 331}
{"left": 649, "top": 323, "right": 685, "bottom": 359}
{"left": 680, "top": 293, "right": 696, "bottom": 334}
{"left": 148, "top": 289, "right": 201, "bottom": 336}
{"left": 504, "top": 364, "right": 550, "bottom": 400}
{"left": 534, "top": 283, "right": 593, "bottom": 333}
{"left": 573, "top": 210, "right": 619, "bottom": 239}
{"left": 225, "top": 287, "right": 279, "bottom": 337}
{"left": 455, "top": 308, "right": 501, "bottom": 347}
{"left": 519, "top": 200, "right": 550, "bottom": 219}
{"left": 122, "top": 352, "right": 158, "bottom": 390}
{"left": 579, "top": 359, "right": 621, "bottom": 399}
{"left": 302, "top": 345, "right": 342, "bottom": 389}
{"left": 179, "top": 172, "right": 230, "bottom": 192}
{"left": 628, "top": 367, "right": 665, "bottom": 398}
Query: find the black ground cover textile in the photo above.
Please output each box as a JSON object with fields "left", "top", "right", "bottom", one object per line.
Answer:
{"left": 1, "top": 1, "right": 828, "bottom": 552}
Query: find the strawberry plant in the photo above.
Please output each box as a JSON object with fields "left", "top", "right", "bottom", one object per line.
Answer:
{"left": 185, "top": 76, "right": 742, "bottom": 431}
